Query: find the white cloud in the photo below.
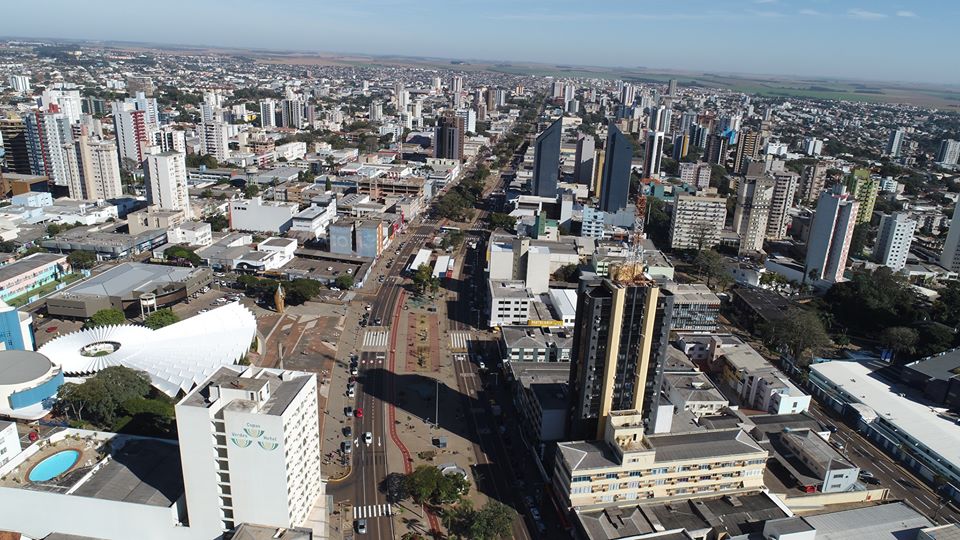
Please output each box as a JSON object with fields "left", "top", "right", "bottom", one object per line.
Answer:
{"left": 896, "top": 10, "right": 918, "bottom": 17}
{"left": 799, "top": 8, "right": 823, "bottom": 16}
{"left": 848, "top": 8, "right": 887, "bottom": 19}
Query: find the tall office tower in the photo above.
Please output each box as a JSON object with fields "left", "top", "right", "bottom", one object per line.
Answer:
{"left": 177, "top": 367, "right": 322, "bottom": 533}
{"left": 688, "top": 124, "right": 707, "bottom": 149}
{"left": 574, "top": 134, "right": 596, "bottom": 185}
{"left": 145, "top": 150, "right": 190, "bottom": 214}
{"left": 369, "top": 101, "right": 383, "bottom": 122}
{"left": 668, "top": 78, "right": 678, "bottom": 97}
{"left": 152, "top": 129, "right": 186, "bottom": 154}
{"left": 432, "top": 76, "right": 442, "bottom": 93}
{"left": 642, "top": 131, "right": 665, "bottom": 179}
{"left": 532, "top": 118, "right": 562, "bottom": 198}
{"left": 671, "top": 133, "right": 689, "bottom": 161}
{"left": 874, "top": 212, "right": 916, "bottom": 271}
{"left": 803, "top": 137, "right": 823, "bottom": 156}
{"left": 886, "top": 128, "right": 905, "bottom": 157}
{"left": 113, "top": 102, "right": 148, "bottom": 166}
{"left": 733, "top": 129, "right": 761, "bottom": 173}
{"left": 845, "top": 169, "right": 878, "bottom": 224}
{"left": 733, "top": 176, "right": 775, "bottom": 253}
{"left": 599, "top": 123, "right": 633, "bottom": 213}
{"left": 766, "top": 172, "right": 799, "bottom": 240}
{"left": 940, "top": 204, "right": 960, "bottom": 272}
{"left": 937, "top": 139, "right": 960, "bottom": 165}
{"left": 703, "top": 133, "right": 727, "bottom": 165}
{"left": 567, "top": 278, "right": 674, "bottom": 440}
{"left": 67, "top": 136, "right": 123, "bottom": 200}
{"left": 41, "top": 86, "right": 83, "bottom": 125}
{"left": 8, "top": 75, "right": 31, "bottom": 93}
{"left": 0, "top": 117, "right": 31, "bottom": 173}
{"left": 451, "top": 75, "right": 464, "bottom": 94}
{"left": 199, "top": 122, "right": 229, "bottom": 163}
{"left": 486, "top": 87, "right": 496, "bottom": 111}
{"left": 799, "top": 161, "right": 827, "bottom": 203}
{"left": 281, "top": 99, "right": 303, "bottom": 129}
{"left": 806, "top": 185, "right": 859, "bottom": 282}
{"left": 679, "top": 110, "right": 698, "bottom": 134}
{"left": 620, "top": 83, "right": 635, "bottom": 105}
{"left": 670, "top": 194, "right": 727, "bottom": 250}
{"left": 259, "top": 99, "right": 277, "bottom": 128}
{"left": 24, "top": 107, "right": 73, "bottom": 185}
{"left": 434, "top": 113, "right": 465, "bottom": 161}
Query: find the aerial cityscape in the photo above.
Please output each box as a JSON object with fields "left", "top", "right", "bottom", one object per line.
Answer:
{"left": 0, "top": 3, "right": 960, "bottom": 540}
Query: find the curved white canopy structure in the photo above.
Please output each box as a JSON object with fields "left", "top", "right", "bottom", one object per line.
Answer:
{"left": 39, "top": 302, "right": 257, "bottom": 397}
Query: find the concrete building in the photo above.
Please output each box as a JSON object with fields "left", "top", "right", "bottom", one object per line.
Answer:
{"left": 145, "top": 151, "right": 190, "bottom": 215}
{"left": 507, "top": 362, "right": 571, "bottom": 447}
{"left": 127, "top": 206, "right": 187, "bottom": 235}
{"left": 0, "top": 350, "right": 63, "bottom": 419}
{"left": 0, "top": 299, "right": 34, "bottom": 351}
{"left": 487, "top": 279, "right": 534, "bottom": 327}
{"left": 886, "top": 128, "right": 905, "bottom": 157}
{"left": 733, "top": 176, "right": 774, "bottom": 253}
{"left": 642, "top": 131, "right": 665, "bottom": 179}
{"left": 734, "top": 129, "right": 761, "bottom": 174}
{"left": 669, "top": 195, "right": 727, "bottom": 250}
{"left": 662, "top": 283, "right": 720, "bottom": 333}
{"left": 678, "top": 161, "right": 711, "bottom": 190}
{"left": 291, "top": 200, "right": 337, "bottom": 240}
{"left": 940, "top": 203, "right": 960, "bottom": 272}
{"left": 599, "top": 124, "right": 632, "bottom": 213}
{"left": 936, "top": 139, "right": 960, "bottom": 165}
{"left": 198, "top": 122, "right": 229, "bottom": 163}
{"left": 767, "top": 172, "right": 799, "bottom": 241}
{"left": 67, "top": 136, "right": 124, "bottom": 200}
{"left": 574, "top": 134, "right": 596, "bottom": 185}
{"left": 259, "top": 99, "right": 277, "bottom": 128}
{"left": 776, "top": 428, "right": 859, "bottom": 493}
{"left": 0, "top": 252, "right": 69, "bottom": 303}
{"left": 434, "top": 113, "right": 464, "bottom": 161}
{"left": 874, "top": 212, "right": 916, "bottom": 271}
{"left": 554, "top": 411, "right": 767, "bottom": 510}
{"left": 24, "top": 108, "right": 72, "bottom": 186}
{"left": 714, "top": 338, "right": 811, "bottom": 415}
{"left": 568, "top": 278, "right": 674, "bottom": 440}
{"left": 806, "top": 185, "right": 858, "bottom": 282}
{"left": 112, "top": 101, "right": 148, "bottom": 166}
{"left": 532, "top": 118, "right": 562, "bottom": 198}
{"left": 499, "top": 325, "right": 573, "bottom": 363}
{"left": 229, "top": 197, "right": 298, "bottom": 234}
{"left": 846, "top": 169, "right": 878, "bottom": 225}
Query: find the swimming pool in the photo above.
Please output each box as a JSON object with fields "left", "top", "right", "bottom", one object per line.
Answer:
{"left": 28, "top": 449, "right": 80, "bottom": 482}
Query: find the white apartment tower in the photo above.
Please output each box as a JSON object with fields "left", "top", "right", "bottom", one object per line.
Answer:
{"left": 176, "top": 367, "right": 322, "bottom": 533}
{"left": 940, "top": 204, "right": 960, "bottom": 272}
{"left": 259, "top": 99, "right": 277, "bottom": 128}
{"left": 642, "top": 130, "right": 664, "bottom": 179}
{"left": 733, "top": 176, "right": 774, "bottom": 253}
{"left": 8, "top": 75, "right": 31, "bottom": 93}
{"left": 874, "top": 212, "right": 916, "bottom": 272}
{"left": 198, "top": 122, "right": 229, "bottom": 163}
{"left": 806, "top": 185, "right": 859, "bottom": 282}
{"left": 112, "top": 101, "right": 148, "bottom": 166}
{"left": 145, "top": 150, "right": 190, "bottom": 215}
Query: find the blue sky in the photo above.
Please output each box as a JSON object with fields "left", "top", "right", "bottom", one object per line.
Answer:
{"left": 2, "top": 0, "right": 956, "bottom": 85}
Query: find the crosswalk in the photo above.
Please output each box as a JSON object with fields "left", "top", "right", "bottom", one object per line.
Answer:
{"left": 362, "top": 329, "right": 389, "bottom": 349}
{"left": 353, "top": 503, "right": 393, "bottom": 519}
{"left": 450, "top": 332, "right": 469, "bottom": 351}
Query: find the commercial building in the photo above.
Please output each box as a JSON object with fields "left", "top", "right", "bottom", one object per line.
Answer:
{"left": 499, "top": 325, "right": 573, "bottom": 363}
{"left": 902, "top": 350, "right": 960, "bottom": 409}
{"left": 434, "top": 113, "right": 465, "bottom": 161}
{"left": 24, "top": 107, "right": 72, "bottom": 186}
{"left": 46, "top": 262, "right": 210, "bottom": 318}
{"left": 713, "top": 337, "right": 810, "bottom": 415}
{"left": 532, "top": 118, "right": 562, "bottom": 198}
{"left": 127, "top": 206, "right": 187, "bottom": 235}
{"left": 146, "top": 151, "right": 190, "bottom": 215}
{"left": 662, "top": 283, "right": 720, "bottom": 333}
{"left": 669, "top": 195, "right": 727, "bottom": 250}
{"left": 599, "top": 124, "right": 632, "bottom": 213}
{"left": 874, "top": 212, "right": 916, "bottom": 271}
{"left": 0, "top": 350, "right": 64, "bottom": 419}
{"left": 771, "top": 427, "right": 859, "bottom": 493}
{"left": 568, "top": 278, "right": 674, "bottom": 439}
{"left": 291, "top": 199, "right": 337, "bottom": 240}
{"left": 806, "top": 185, "right": 858, "bottom": 282}
{"left": 229, "top": 197, "right": 298, "bottom": 234}
{"left": 487, "top": 279, "right": 534, "bottom": 327}
{"left": 0, "top": 252, "right": 69, "bottom": 303}
{"left": 0, "top": 298, "right": 34, "bottom": 351}
{"left": 554, "top": 411, "right": 767, "bottom": 510}
{"left": 574, "top": 134, "right": 596, "bottom": 185}
{"left": 733, "top": 176, "right": 774, "bottom": 253}
{"left": 734, "top": 129, "right": 761, "bottom": 173}
{"left": 41, "top": 226, "right": 168, "bottom": 260}
{"left": 507, "top": 361, "right": 570, "bottom": 447}
{"left": 0, "top": 117, "right": 31, "bottom": 174}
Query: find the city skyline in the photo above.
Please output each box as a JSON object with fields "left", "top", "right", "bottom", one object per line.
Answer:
{"left": 2, "top": 0, "right": 957, "bottom": 85}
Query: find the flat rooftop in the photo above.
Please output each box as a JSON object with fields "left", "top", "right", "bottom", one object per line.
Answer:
{"left": 71, "top": 438, "right": 183, "bottom": 507}
{"left": 647, "top": 428, "right": 765, "bottom": 462}
{"left": 802, "top": 501, "right": 932, "bottom": 540}
{"left": 0, "top": 253, "right": 66, "bottom": 283}
{"left": 53, "top": 262, "right": 203, "bottom": 299}
{"left": 181, "top": 366, "right": 312, "bottom": 417}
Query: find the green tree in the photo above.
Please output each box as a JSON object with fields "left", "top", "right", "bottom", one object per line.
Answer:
{"left": 165, "top": 245, "right": 202, "bottom": 266}
{"left": 488, "top": 213, "right": 516, "bottom": 232}
{"left": 85, "top": 308, "right": 126, "bottom": 329}
{"left": 286, "top": 278, "right": 322, "bottom": 305}
{"left": 144, "top": 308, "right": 180, "bottom": 330}
{"left": 324, "top": 177, "right": 333, "bottom": 191}
{"left": 411, "top": 264, "right": 439, "bottom": 297}
{"left": 823, "top": 267, "right": 919, "bottom": 334}
{"left": 406, "top": 465, "right": 444, "bottom": 504}
{"left": 880, "top": 326, "right": 919, "bottom": 362}
{"left": 46, "top": 223, "right": 62, "bottom": 236}
{"left": 0, "top": 241, "right": 16, "bottom": 253}
{"left": 244, "top": 183, "right": 260, "bottom": 198}
{"left": 334, "top": 274, "right": 354, "bottom": 290}
{"left": 933, "top": 281, "right": 960, "bottom": 328}
{"left": 205, "top": 213, "right": 229, "bottom": 232}
{"left": 67, "top": 250, "right": 97, "bottom": 270}
{"left": 380, "top": 472, "right": 410, "bottom": 503}
{"left": 761, "top": 307, "right": 832, "bottom": 364}
{"left": 552, "top": 264, "right": 580, "bottom": 283}
{"left": 56, "top": 366, "right": 152, "bottom": 427}
{"left": 694, "top": 249, "right": 728, "bottom": 289}
{"left": 445, "top": 500, "right": 514, "bottom": 540}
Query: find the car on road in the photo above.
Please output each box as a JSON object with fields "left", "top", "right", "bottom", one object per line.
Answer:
{"left": 364, "top": 432, "right": 373, "bottom": 445}
{"left": 825, "top": 424, "right": 839, "bottom": 433}
{"left": 342, "top": 440, "right": 352, "bottom": 453}
{"left": 344, "top": 406, "right": 354, "bottom": 417}
{"left": 831, "top": 439, "right": 845, "bottom": 451}
{"left": 347, "top": 387, "right": 355, "bottom": 398}
{"left": 350, "top": 365, "right": 359, "bottom": 376}
{"left": 355, "top": 519, "right": 367, "bottom": 534}
{"left": 355, "top": 407, "right": 363, "bottom": 418}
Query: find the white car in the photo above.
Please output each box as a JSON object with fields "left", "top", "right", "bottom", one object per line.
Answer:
{"left": 364, "top": 432, "right": 373, "bottom": 445}
{"left": 347, "top": 387, "right": 355, "bottom": 398}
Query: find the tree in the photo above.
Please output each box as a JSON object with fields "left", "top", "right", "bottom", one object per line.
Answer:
{"left": 244, "top": 183, "right": 260, "bottom": 198}
{"left": 324, "top": 177, "right": 332, "bottom": 191}
{"left": 334, "top": 274, "right": 354, "bottom": 290}
{"left": 56, "top": 366, "right": 152, "bottom": 427}
{"left": 488, "top": 213, "right": 516, "bottom": 232}
{"left": 406, "top": 465, "right": 444, "bottom": 504}
{"left": 68, "top": 250, "right": 97, "bottom": 270}
{"left": 933, "top": 280, "right": 960, "bottom": 328}
{"left": 205, "top": 213, "right": 229, "bottom": 232}
{"left": 380, "top": 472, "right": 410, "bottom": 503}
{"left": 85, "top": 308, "right": 126, "bottom": 329}
{"left": 411, "top": 264, "right": 439, "bottom": 297}
{"left": 694, "top": 249, "right": 728, "bottom": 289}
{"left": 165, "top": 245, "right": 202, "bottom": 266}
{"left": 445, "top": 500, "right": 514, "bottom": 540}
{"left": 286, "top": 278, "right": 322, "bottom": 305}
{"left": 144, "top": 308, "right": 180, "bottom": 330}
{"left": 0, "top": 241, "right": 16, "bottom": 253}
{"left": 552, "top": 264, "right": 580, "bottom": 283}
{"left": 880, "top": 326, "right": 919, "bottom": 362}
{"left": 761, "top": 307, "right": 832, "bottom": 364}
{"left": 46, "top": 223, "right": 63, "bottom": 236}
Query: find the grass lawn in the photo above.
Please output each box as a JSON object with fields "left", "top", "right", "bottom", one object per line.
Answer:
{"left": 7, "top": 273, "right": 83, "bottom": 308}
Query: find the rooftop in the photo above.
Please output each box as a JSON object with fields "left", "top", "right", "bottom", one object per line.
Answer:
{"left": 53, "top": 262, "right": 203, "bottom": 300}
{"left": 71, "top": 438, "right": 183, "bottom": 507}
{"left": 181, "top": 366, "right": 313, "bottom": 417}
{"left": 802, "top": 501, "right": 932, "bottom": 540}
{"left": 0, "top": 253, "right": 66, "bottom": 284}
{"left": 647, "top": 428, "right": 765, "bottom": 462}
{"left": 904, "top": 348, "right": 960, "bottom": 382}
{"left": 0, "top": 350, "right": 56, "bottom": 385}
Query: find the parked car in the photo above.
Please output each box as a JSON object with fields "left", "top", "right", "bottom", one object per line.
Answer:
{"left": 343, "top": 426, "right": 352, "bottom": 437}
{"left": 344, "top": 406, "right": 354, "bottom": 417}
{"left": 342, "top": 440, "right": 352, "bottom": 454}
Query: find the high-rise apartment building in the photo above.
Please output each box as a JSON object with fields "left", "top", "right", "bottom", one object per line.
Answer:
{"left": 67, "top": 136, "right": 124, "bottom": 200}
{"left": 599, "top": 123, "right": 632, "bottom": 213}
{"left": 8, "top": 75, "right": 31, "bottom": 93}
{"left": 434, "top": 113, "right": 465, "bottom": 161}
{"left": 152, "top": 128, "right": 186, "bottom": 154}
{"left": 680, "top": 111, "right": 698, "bottom": 134}
{"left": 766, "top": 172, "right": 799, "bottom": 240}
{"left": 642, "top": 131, "right": 665, "bottom": 179}
{"left": 703, "top": 133, "right": 727, "bottom": 165}
{"left": 574, "top": 134, "right": 596, "bottom": 186}
{"left": 620, "top": 83, "right": 635, "bottom": 105}
{"left": 25, "top": 107, "right": 73, "bottom": 186}
{"left": 846, "top": 169, "right": 878, "bottom": 224}
{"left": 532, "top": 118, "right": 562, "bottom": 198}
{"left": 368, "top": 101, "right": 383, "bottom": 122}
{"left": 259, "top": 99, "right": 277, "bottom": 128}
{"left": 280, "top": 99, "right": 303, "bottom": 129}
{"left": 803, "top": 137, "right": 824, "bottom": 156}
{"left": 145, "top": 151, "right": 190, "bottom": 215}
{"left": 669, "top": 195, "right": 727, "bottom": 251}
{"left": 198, "top": 122, "right": 229, "bottom": 163}
{"left": 672, "top": 132, "right": 689, "bottom": 161}
{"left": 450, "top": 75, "right": 464, "bottom": 94}
{"left": 874, "top": 212, "right": 916, "bottom": 272}
{"left": 886, "top": 128, "right": 905, "bottom": 157}
{"left": 176, "top": 367, "right": 323, "bottom": 533}
{"left": 733, "top": 176, "right": 774, "bottom": 253}
{"left": 678, "top": 162, "right": 711, "bottom": 190}
{"left": 940, "top": 204, "right": 960, "bottom": 272}
{"left": 568, "top": 278, "right": 674, "bottom": 440}
{"left": 112, "top": 102, "right": 148, "bottom": 166}
{"left": 0, "top": 117, "right": 31, "bottom": 173}
{"left": 806, "top": 185, "right": 859, "bottom": 282}
{"left": 733, "top": 129, "right": 761, "bottom": 174}
{"left": 937, "top": 139, "right": 960, "bottom": 165}
{"left": 41, "top": 86, "right": 83, "bottom": 125}
{"left": 800, "top": 161, "right": 828, "bottom": 203}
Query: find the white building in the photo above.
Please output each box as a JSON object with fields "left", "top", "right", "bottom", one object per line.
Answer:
{"left": 169, "top": 221, "right": 213, "bottom": 247}
{"left": 941, "top": 203, "right": 960, "bottom": 272}
{"left": 199, "top": 122, "right": 230, "bottom": 162}
{"left": 806, "top": 185, "right": 858, "bottom": 282}
{"left": 803, "top": 137, "right": 823, "bottom": 156}
{"left": 487, "top": 279, "right": 533, "bottom": 327}
{"left": 112, "top": 101, "right": 148, "bottom": 166}
{"left": 275, "top": 141, "right": 307, "bottom": 161}
{"left": 937, "top": 139, "right": 960, "bottom": 165}
{"left": 734, "top": 176, "right": 774, "bottom": 253}
{"left": 145, "top": 151, "right": 190, "bottom": 215}
{"left": 670, "top": 194, "right": 727, "bottom": 250}
{"left": 7, "top": 75, "right": 30, "bottom": 93}
{"left": 291, "top": 199, "right": 337, "bottom": 239}
{"left": 874, "top": 212, "right": 916, "bottom": 272}
{"left": 257, "top": 237, "right": 297, "bottom": 269}
{"left": 259, "top": 99, "right": 277, "bottom": 128}
{"left": 229, "top": 197, "right": 298, "bottom": 233}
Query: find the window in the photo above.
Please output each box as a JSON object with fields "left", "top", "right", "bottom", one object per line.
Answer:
{"left": 572, "top": 475, "right": 591, "bottom": 483}
{"left": 606, "top": 473, "right": 618, "bottom": 479}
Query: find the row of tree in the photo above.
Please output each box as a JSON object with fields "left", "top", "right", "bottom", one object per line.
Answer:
{"left": 235, "top": 275, "right": 324, "bottom": 305}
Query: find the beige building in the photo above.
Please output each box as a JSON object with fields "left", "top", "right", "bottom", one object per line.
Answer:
{"left": 66, "top": 136, "right": 124, "bottom": 200}
{"left": 554, "top": 411, "right": 767, "bottom": 510}
{"left": 669, "top": 195, "right": 727, "bottom": 250}
{"left": 127, "top": 206, "right": 187, "bottom": 235}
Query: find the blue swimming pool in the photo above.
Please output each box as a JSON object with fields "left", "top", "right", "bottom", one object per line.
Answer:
{"left": 28, "top": 449, "right": 80, "bottom": 482}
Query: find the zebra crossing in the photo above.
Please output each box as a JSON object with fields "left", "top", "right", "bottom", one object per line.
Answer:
{"left": 450, "top": 332, "right": 469, "bottom": 351}
{"left": 362, "top": 329, "right": 389, "bottom": 349}
{"left": 353, "top": 503, "right": 393, "bottom": 519}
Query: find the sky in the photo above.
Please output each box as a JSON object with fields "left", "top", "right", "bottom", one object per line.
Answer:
{"left": 2, "top": 0, "right": 956, "bottom": 85}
